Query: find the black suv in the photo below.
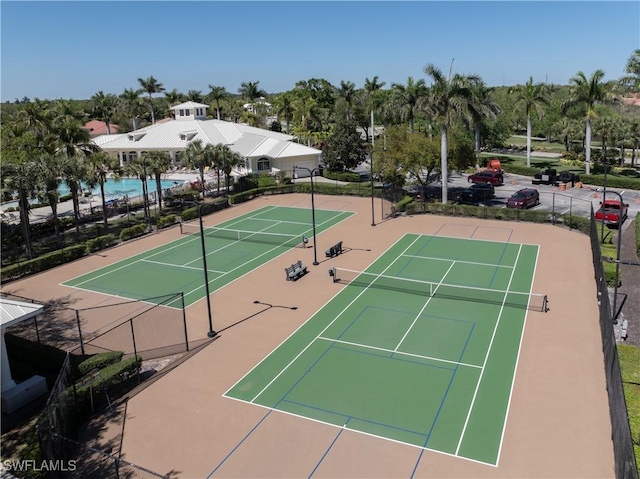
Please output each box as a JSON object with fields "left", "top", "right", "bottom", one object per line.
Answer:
{"left": 457, "top": 183, "right": 495, "bottom": 204}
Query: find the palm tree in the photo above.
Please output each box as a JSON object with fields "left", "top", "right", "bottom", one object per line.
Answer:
{"left": 510, "top": 77, "right": 548, "bottom": 167}
{"left": 422, "top": 63, "right": 480, "bottom": 204}
{"left": 164, "top": 88, "right": 185, "bottom": 108}
{"left": 142, "top": 151, "right": 172, "bottom": 211}
{"left": 55, "top": 118, "right": 97, "bottom": 160}
{"left": 60, "top": 154, "right": 89, "bottom": 237}
{"left": 91, "top": 91, "right": 118, "bottom": 135}
{"left": 86, "top": 151, "right": 120, "bottom": 227}
{"left": 273, "top": 92, "right": 295, "bottom": 134}
{"left": 2, "top": 159, "right": 39, "bottom": 259}
{"left": 138, "top": 75, "right": 165, "bottom": 124}
{"left": 186, "top": 90, "right": 204, "bottom": 102}
{"left": 207, "top": 85, "right": 228, "bottom": 120}
{"left": 120, "top": 88, "right": 143, "bottom": 131}
{"left": 337, "top": 80, "right": 357, "bottom": 119}
{"left": 465, "top": 80, "right": 500, "bottom": 167}
{"left": 620, "top": 49, "right": 640, "bottom": 93}
{"left": 364, "top": 76, "right": 386, "bottom": 142}
{"left": 218, "top": 144, "right": 243, "bottom": 196}
{"left": 238, "top": 81, "right": 267, "bottom": 106}
{"left": 562, "top": 70, "right": 616, "bottom": 174}
{"left": 184, "top": 139, "right": 210, "bottom": 197}
{"left": 125, "top": 158, "right": 152, "bottom": 228}
{"left": 36, "top": 152, "right": 65, "bottom": 247}
{"left": 391, "top": 77, "right": 428, "bottom": 133}
{"left": 553, "top": 118, "right": 582, "bottom": 152}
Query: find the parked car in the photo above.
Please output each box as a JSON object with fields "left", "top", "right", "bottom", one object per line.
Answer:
{"left": 506, "top": 188, "right": 540, "bottom": 209}
{"left": 457, "top": 183, "right": 495, "bottom": 204}
{"left": 595, "top": 198, "right": 629, "bottom": 227}
{"left": 468, "top": 170, "right": 504, "bottom": 185}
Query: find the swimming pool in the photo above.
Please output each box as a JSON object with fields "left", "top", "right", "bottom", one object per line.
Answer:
{"left": 58, "top": 178, "right": 179, "bottom": 200}
{"left": 2, "top": 178, "right": 181, "bottom": 210}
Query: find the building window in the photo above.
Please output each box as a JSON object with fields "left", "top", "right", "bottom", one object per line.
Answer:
{"left": 257, "top": 158, "right": 270, "bottom": 171}
{"left": 179, "top": 109, "right": 185, "bottom": 117}
{"left": 128, "top": 152, "right": 138, "bottom": 162}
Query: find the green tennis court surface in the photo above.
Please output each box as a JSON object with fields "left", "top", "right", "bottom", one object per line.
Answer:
{"left": 225, "top": 233, "right": 541, "bottom": 466}
{"left": 63, "top": 206, "right": 352, "bottom": 306}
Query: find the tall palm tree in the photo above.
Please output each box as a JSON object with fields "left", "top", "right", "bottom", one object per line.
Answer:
{"left": 466, "top": 80, "right": 500, "bottom": 167}
{"left": 125, "top": 158, "right": 152, "bottom": 228}
{"left": 337, "top": 80, "right": 357, "bottom": 119}
{"left": 36, "top": 152, "right": 65, "bottom": 247}
{"left": 562, "top": 70, "right": 616, "bottom": 174}
{"left": 207, "top": 85, "right": 228, "bottom": 120}
{"left": 273, "top": 92, "right": 295, "bottom": 134}
{"left": 184, "top": 139, "right": 210, "bottom": 197}
{"left": 91, "top": 91, "right": 118, "bottom": 135}
{"left": 238, "top": 81, "right": 267, "bottom": 106}
{"left": 86, "top": 151, "right": 120, "bottom": 227}
{"left": 55, "top": 118, "right": 97, "bottom": 160}
{"left": 186, "top": 90, "right": 204, "bottom": 102}
{"left": 142, "top": 151, "right": 172, "bottom": 211}
{"left": 218, "top": 144, "right": 243, "bottom": 196}
{"left": 364, "top": 76, "right": 386, "bottom": 142}
{"left": 391, "top": 77, "right": 428, "bottom": 133}
{"left": 164, "top": 88, "right": 185, "bottom": 107}
{"left": 510, "top": 77, "right": 548, "bottom": 167}
{"left": 422, "top": 63, "right": 479, "bottom": 204}
{"left": 60, "top": 154, "right": 89, "bottom": 237}
{"left": 120, "top": 88, "right": 143, "bottom": 131}
{"left": 553, "top": 117, "right": 582, "bottom": 152}
{"left": 138, "top": 75, "right": 165, "bottom": 124}
{"left": 620, "top": 49, "right": 640, "bottom": 93}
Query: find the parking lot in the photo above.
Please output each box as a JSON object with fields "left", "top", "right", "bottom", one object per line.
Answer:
{"left": 427, "top": 171, "right": 640, "bottom": 233}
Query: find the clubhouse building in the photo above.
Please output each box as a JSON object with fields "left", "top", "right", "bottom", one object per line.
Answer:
{"left": 92, "top": 102, "right": 322, "bottom": 177}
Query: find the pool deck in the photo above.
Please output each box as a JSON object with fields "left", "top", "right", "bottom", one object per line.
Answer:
{"left": 1, "top": 172, "right": 205, "bottom": 223}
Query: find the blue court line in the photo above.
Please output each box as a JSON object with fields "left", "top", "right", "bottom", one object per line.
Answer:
{"left": 397, "top": 235, "right": 439, "bottom": 277}
{"left": 280, "top": 398, "right": 429, "bottom": 439}
{"left": 489, "top": 236, "right": 514, "bottom": 287}
{"left": 206, "top": 410, "right": 273, "bottom": 478}
{"left": 410, "top": 322, "right": 476, "bottom": 477}
{"left": 273, "top": 340, "right": 335, "bottom": 409}
{"left": 307, "top": 420, "right": 349, "bottom": 479}
{"left": 333, "top": 305, "right": 418, "bottom": 342}
{"left": 331, "top": 344, "right": 456, "bottom": 372}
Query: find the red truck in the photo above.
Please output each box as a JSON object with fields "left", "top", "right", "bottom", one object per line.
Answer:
{"left": 595, "top": 198, "right": 629, "bottom": 227}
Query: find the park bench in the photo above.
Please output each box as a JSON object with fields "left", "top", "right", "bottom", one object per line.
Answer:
{"left": 325, "top": 241, "right": 343, "bottom": 258}
{"left": 285, "top": 260, "right": 308, "bottom": 281}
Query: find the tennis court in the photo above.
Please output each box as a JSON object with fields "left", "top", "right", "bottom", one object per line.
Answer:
{"left": 63, "top": 205, "right": 352, "bottom": 306}
{"left": 225, "top": 233, "right": 543, "bottom": 466}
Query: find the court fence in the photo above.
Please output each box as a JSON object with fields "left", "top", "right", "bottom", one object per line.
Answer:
{"left": 589, "top": 207, "right": 638, "bottom": 479}
{"left": 1, "top": 292, "right": 198, "bottom": 361}
{"left": 35, "top": 352, "right": 168, "bottom": 478}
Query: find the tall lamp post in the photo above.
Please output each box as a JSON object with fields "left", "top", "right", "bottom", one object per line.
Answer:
{"left": 294, "top": 166, "right": 319, "bottom": 265}
{"left": 183, "top": 200, "right": 217, "bottom": 338}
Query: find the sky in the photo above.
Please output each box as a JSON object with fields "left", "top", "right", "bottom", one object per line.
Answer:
{"left": 1, "top": 1, "right": 638, "bottom": 102}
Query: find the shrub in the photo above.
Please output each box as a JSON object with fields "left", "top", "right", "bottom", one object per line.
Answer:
{"left": 73, "top": 355, "right": 141, "bottom": 416}
{"left": 77, "top": 351, "right": 124, "bottom": 377}
{"left": 1, "top": 244, "right": 86, "bottom": 283}
{"left": 395, "top": 196, "right": 414, "bottom": 212}
{"left": 119, "top": 224, "right": 147, "bottom": 241}
{"left": 85, "top": 234, "right": 116, "bottom": 253}
{"left": 157, "top": 214, "right": 177, "bottom": 229}
{"left": 257, "top": 174, "right": 276, "bottom": 188}
{"left": 322, "top": 170, "right": 362, "bottom": 182}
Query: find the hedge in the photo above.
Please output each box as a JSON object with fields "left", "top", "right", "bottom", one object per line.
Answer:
{"left": 73, "top": 355, "right": 141, "bottom": 416}
{"left": 85, "top": 234, "right": 116, "bottom": 253}
{"left": 580, "top": 174, "right": 640, "bottom": 191}
{"left": 1, "top": 244, "right": 86, "bottom": 283}
{"left": 77, "top": 351, "right": 124, "bottom": 377}
{"left": 157, "top": 214, "right": 177, "bottom": 229}
{"left": 119, "top": 224, "right": 148, "bottom": 241}
{"left": 180, "top": 199, "right": 228, "bottom": 221}
{"left": 322, "top": 170, "right": 362, "bottom": 182}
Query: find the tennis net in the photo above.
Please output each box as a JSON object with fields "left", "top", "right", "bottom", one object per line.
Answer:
{"left": 180, "top": 222, "right": 305, "bottom": 248}
{"left": 329, "top": 267, "right": 548, "bottom": 312}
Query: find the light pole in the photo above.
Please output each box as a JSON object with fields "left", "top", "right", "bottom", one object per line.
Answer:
{"left": 294, "top": 166, "right": 319, "bottom": 265}
{"left": 183, "top": 200, "right": 217, "bottom": 338}
{"left": 370, "top": 150, "right": 376, "bottom": 227}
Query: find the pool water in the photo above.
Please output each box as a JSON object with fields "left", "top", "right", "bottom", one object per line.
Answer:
{"left": 58, "top": 178, "right": 178, "bottom": 200}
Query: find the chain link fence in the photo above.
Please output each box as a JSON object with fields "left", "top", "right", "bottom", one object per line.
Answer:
{"left": 589, "top": 207, "right": 639, "bottom": 479}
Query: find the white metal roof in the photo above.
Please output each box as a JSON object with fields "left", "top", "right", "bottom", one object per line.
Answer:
{"left": 93, "top": 119, "right": 321, "bottom": 160}
{"left": 0, "top": 298, "right": 44, "bottom": 330}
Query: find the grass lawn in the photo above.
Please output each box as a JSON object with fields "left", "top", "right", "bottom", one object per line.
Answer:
{"left": 617, "top": 343, "right": 640, "bottom": 472}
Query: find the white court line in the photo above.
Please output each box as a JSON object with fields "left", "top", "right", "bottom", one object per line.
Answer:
{"left": 249, "top": 217, "right": 310, "bottom": 226}
{"left": 317, "top": 336, "right": 482, "bottom": 370}
{"left": 393, "top": 261, "right": 457, "bottom": 352}
{"left": 248, "top": 235, "right": 424, "bottom": 404}
{"left": 400, "top": 254, "right": 514, "bottom": 269}
{"left": 495, "top": 244, "right": 540, "bottom": 467}
{"left": 140, "top": 258, "right": 227, "bottom": 275}
{"left": 454, "top": 243, "right": 524, "bottom": 457}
